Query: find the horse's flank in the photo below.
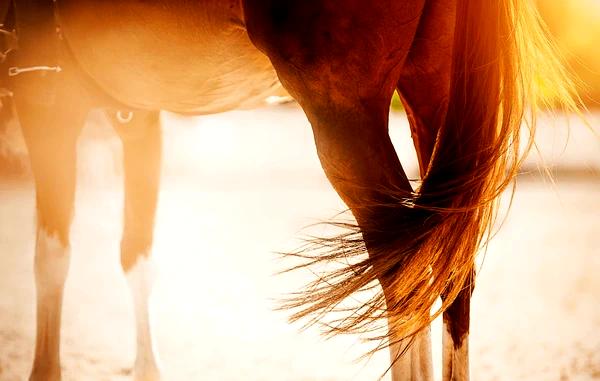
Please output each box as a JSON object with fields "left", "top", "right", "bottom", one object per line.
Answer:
{"left": 57, "top": 0, "right": 285, "bottom": 114}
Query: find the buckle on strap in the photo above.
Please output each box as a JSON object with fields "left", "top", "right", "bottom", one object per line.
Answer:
{"left": 8, "top": 65, "right": 62, "bottom": 76}
{"left": 0, "top": 28, "right": 17, "bottom": 63}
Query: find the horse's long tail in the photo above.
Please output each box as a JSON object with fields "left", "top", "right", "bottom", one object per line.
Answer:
{"left": 282, "top": 0, "right": 579, "bottom": 351}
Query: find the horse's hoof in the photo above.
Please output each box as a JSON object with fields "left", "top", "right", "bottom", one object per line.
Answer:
{"left": 133, "top": 371, "right": 161, "bottom": 381}
{"left": 132, "top": 362, "right": 162, "bottom": 381}
{"left": 29, "top": 367, "right": 61, "bottom": 381}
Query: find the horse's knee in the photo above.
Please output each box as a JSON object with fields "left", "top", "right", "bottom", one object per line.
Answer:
{"left": 33, "top": 157, "right": 77, "bottom": 246}
{"left": 34, "top": 225, "right": 71, "bottom": 296}
{"left": 20, "top": 116, "right": 81, "bottom": 245}
{"left": 29, "top": 138, "right": 77, "bottom": 300}
{"left": 120, "top": 233, "right": 154, "bottom": 273}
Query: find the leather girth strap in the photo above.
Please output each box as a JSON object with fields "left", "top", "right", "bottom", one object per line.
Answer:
{"left": 6, "top": 0, "right": 61, "bottom": 104}
{"left": 0, "top": 1, "right": 10, "bottom": 27}
{"left": 13, "top": 0, "right": 59, "bottom": 67}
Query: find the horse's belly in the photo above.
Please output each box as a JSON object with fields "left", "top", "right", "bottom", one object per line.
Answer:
{"left": 59, "top": 1, "right": 284, "bottom": 114}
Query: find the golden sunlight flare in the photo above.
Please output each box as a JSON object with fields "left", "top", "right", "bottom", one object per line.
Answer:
{"left": 0, "top": 1, "right": 598, "bottom": 381}
{"left": 538, "top": 0, "right": 600, "bottom": 105}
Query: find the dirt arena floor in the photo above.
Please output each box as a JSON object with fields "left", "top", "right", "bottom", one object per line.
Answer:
{"left": 0, "top": 108, "right": 598, "bottom": 380}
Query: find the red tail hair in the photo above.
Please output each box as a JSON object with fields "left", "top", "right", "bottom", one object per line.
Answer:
{"left": 281, "top": 0, "right": 579, "bottom": 354}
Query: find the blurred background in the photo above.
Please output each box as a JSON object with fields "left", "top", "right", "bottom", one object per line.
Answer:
{"left": 537, "top": 0, "right": 600, "bottom": 106}
{"left": 0, "top": 2, "right": 599, "bottom": 381}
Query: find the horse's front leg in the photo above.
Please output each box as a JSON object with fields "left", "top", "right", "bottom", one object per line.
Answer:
{"left": 107, "top": 110, "right": 162, "bottom": 381}
{"left": 13, "top": 83, "right": 88, "bottom": 381}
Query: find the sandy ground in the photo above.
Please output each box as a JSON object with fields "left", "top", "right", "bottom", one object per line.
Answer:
{"left": 0, "top": 108, "right": 599, "bottom": 380}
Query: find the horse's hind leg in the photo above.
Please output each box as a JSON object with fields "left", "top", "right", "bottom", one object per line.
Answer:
{"left": 395, "top": 1, "right": 472, "bottom": 379}
{"left": 396, "top": 0, "right": 455, "bottom": 173}
{"left": 244, "top": 2, "right": 433, "bottom": 379}
{"left": 106, "top": 110, "right": 162, "bottom": 381}
{"left": 13, "top": 83, "right": 88, "bottom": 381}
{"left": 440, "top": 271, "right": 474, "bottom": 381}
{"left": 388, "top": 327, "right": 433, "bottom": 381}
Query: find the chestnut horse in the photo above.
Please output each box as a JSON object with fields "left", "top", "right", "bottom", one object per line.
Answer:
{"left": 4, "top": 0, "right": 576, "bottom": 380}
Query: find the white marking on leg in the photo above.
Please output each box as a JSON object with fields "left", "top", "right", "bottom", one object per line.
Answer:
{"left": 442, "top": 322, "right": 469, "bottom": 381}
{"left": 30, "top": 228, "right": 70, "bottom": 381}
{"left": 389, "top": 326, "right": 434, "bottom": 381}
{"left": 126, "top": 255, "right": 161, "bottom": 381}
